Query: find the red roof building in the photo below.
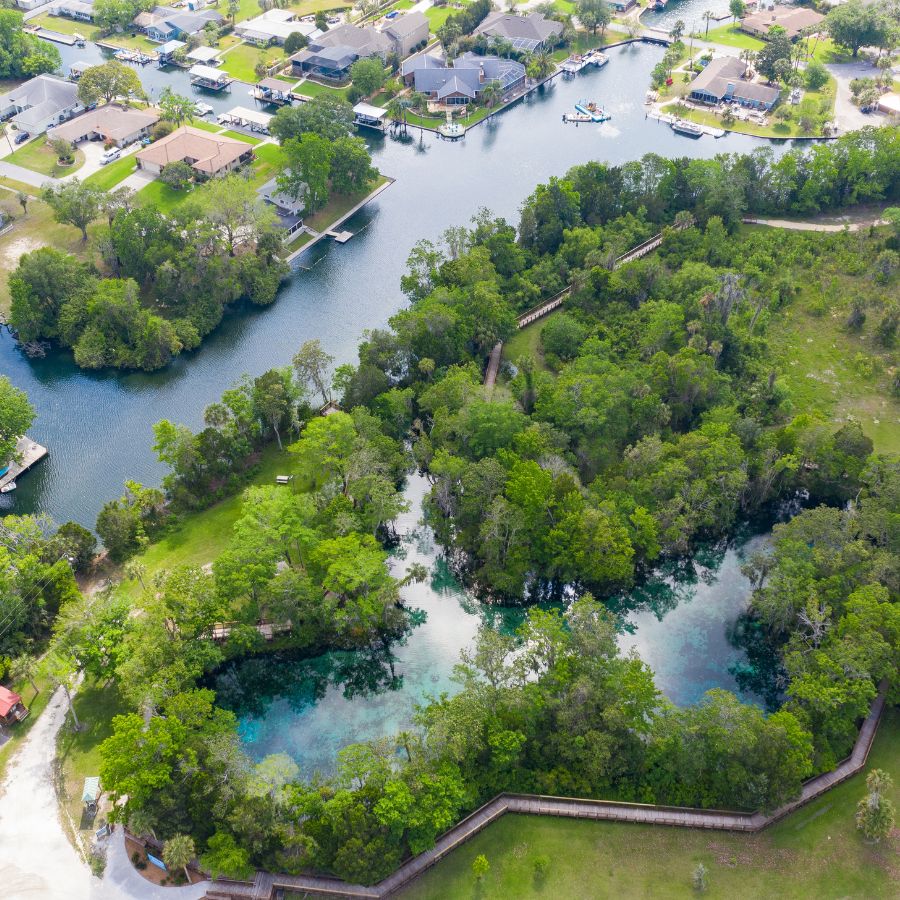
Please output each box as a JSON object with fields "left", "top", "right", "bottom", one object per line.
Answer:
{"left": 0, "top": 686, "right": 28, "bottom": 725}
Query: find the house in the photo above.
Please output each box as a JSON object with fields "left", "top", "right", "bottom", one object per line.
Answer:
{"left": 379, "top": 11, "right": 429, "bottom": 57}
{"left": 135, "top": 125, "right": 253, "bottom": 176}
{"left": 609, "top": 0, "right": 636, "bottom": 10}
{"left": 0, "top": 686, "right": 29, "bottom": 727}
{"left": 16, "top": 0, "right": 50, "bottom": 11}
{"left": 51, "top": 0, "right": 95, "bottom": 21}
{"left": 688, "top": 56, "right": 780, "bottom": 110}
{"left": 290, "top": 23, "right": 391, "bottom": 79}
{"left": 740, "top": 5, "right": 825, "bottom": 41}
{"left": 0, "top": 74, "right": 82, "bottom": 134}
{"left": 137, "top": 6, "right": 224, "bottom": 42}
{"left": 236, "top": 9, "right": 321, "bottom": 47}
{"left": 259, "top": 176, "right": 304, "bottom": 216}
{"left": 48, "top": 103, "right": 160, "bottom": 147}
{"left": 404, "top": 51, "right": 525, "bottom": 105}
{"left": 876, "top": 92, "right": 900, "bottom": 116}
{"left": 473, "top": 11, "right": 563, "bottom": 53}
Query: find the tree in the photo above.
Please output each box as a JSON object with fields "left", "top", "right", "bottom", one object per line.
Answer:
{"left": 158, "top": 87, "right": 197, "bottom": 127}
{"left": 703, "top": 9, "right": 714, "bottom": 37}
{"left": 472, "top": 854, "right": 489, "bottom": 880}
{"left": 0, "top": 377, "right": 35, "bottom": 467}
{"left": 293, "top": 339, "right": 334, "bottom": 404}
{"left": 0, "top": 10, "right": 60, "bottom": 80}
{"left": 278, "top": 132, "right": 333, "bottom": 211}
{"left": 755, "top": 29, "right": 792, "bottom": 82}
{"left": 856, "top": 769, "right": 895, "bottom": 842}
{"left": 329, "top": 136, "right": 376, "bottom": 195}
{"left": 670, "top": 19, "right": 685, "bottom": 42}
{"left": 76, "top": 60, "right": 142, "bottom": 106}
{"left": 190, "top": 174, "right": 277, "bottom": 256}
{"left": 314, "top": 10, "right": 328, "bottom": 31}
{"left": 576, "top": 0, "right": 611, "bottom": 36}
{"left": 227, "top": 0, "right": 240, "bottom": 25}
{"left": 350, "top": 57, "right": 386, "bottom": 97}
{"left": 17, "top": 191, "right": 27, "bottom": 215}
{"left": 252, "top": 368, "right": 297, "bottom": 449}
{"left": 201, "top": 833, "right": 254, "bottom": 880}
{"left": 826, "top": 0, "right": 890, "bottom": 58}
{"left": 479, "top": 80, "right": 502, "bottom": 108}
{"left": 729, "top": 0, "right": 744, "bottom": 24}
{"left": 526, "top": 49, "right": 554, "bottom": 81}
{"left": 10, "top": 653, "right": 39, "bottom": 696}
{"left": 283, "top": 31, "right": 307, "bottom": 54}
{"left": 41, "top": 180, "right": 102, "bottom": 242}
{"left": 739, "top": 47, "right": 755, "bottom": 77}
{"left": 693, "top": 862, "right": 708, "bottom": 892}
{"left": 160, "top": 160, "right": 194, "bottom": 190}
{"left": 270, "top": 95, "right": 355, "bottom": 142}
{"left": 163, "top": 834, "right": 195, "bottom": 883}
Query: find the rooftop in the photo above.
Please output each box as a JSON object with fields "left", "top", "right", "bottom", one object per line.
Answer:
{"left": 48, "top": 103, "right": 159, "bottom": 141}
{"left": 473, "top": 11, "right": 563, "bottom": 51}
{"left": 690, "top": 56, "right": 780, "bottom": 103}
{"left": 0, "top": 686, "right": 22, "bottom": 718}
{"left": 740, "top": 5, "right": 825, "bottom": 39}
{"left": 136, "top": 125, "right": 251, "bottom": 173}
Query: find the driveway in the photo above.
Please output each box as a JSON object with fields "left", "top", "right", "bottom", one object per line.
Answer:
{"left": 0, "top": 158, "right": 53, "bottom": 189}
{"left": 0, "top": 687, "right": 96, "bottom": 900}
{"left": 827, "top": 60, "right": 887, "bottom": 132}
{"left": 0, "top": 689, "right": 215, "bottom": 900}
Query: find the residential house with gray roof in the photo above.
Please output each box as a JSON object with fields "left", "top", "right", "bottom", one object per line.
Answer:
{"left": 379, "top": 11, "right": 429, "bottom": 56}
{"left": 688, "top": 56, "right": 781, "bottom": 110}
{"left": 404, "top": 52, "right": 525, "bottom": 105}
{"left": 290, "top": 22, "right": 391, "bottom": 79}
{"left": 136, "top": 6, "right": 223, "bottom": 42}
{"left": 0, "top": 74, "right": 82, "bottom": 135}
{"left": 473, "top": 11, "right": 563, "bottom": 52}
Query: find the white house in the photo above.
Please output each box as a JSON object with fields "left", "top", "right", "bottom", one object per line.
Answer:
{"left": 236, "top": 9, "right": 321, "bottom": 46}
{"left": 0, "top": 75, "right": 82, "bottom": 135}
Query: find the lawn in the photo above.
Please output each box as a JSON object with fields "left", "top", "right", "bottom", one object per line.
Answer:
{"left": 135, "top": 178, "right": 196, "bottom": 213}
{"left": 6, "top": 134, "right": 86, "bottom": 178}
{"left": 220, "top": 129, "right": 264, "bottom": 145}
{"left": 424, "top": 1, "right": 471, "bottom": 31}
{"left": 402, "top": 707, "right": 900, "bottom": 899}
{"left": 186, "top": 117, "right": 225, "bottom": 133}
{"left": 84, "top": 153, "right": 136, "bottom": 191}
{"left": 56, "top": 678, "right": 129, "bottom": 860}
{"left": 245, "top": 142, "right": 283, "bottom": 188}
{"left": 29, "top": 12, "right": 100, "bottom": 39}
{"left": 701, "top": 23, "right": 765, "bottom": 51}
{"left": 500, "top": 311, "right": 557, "bottom": 373}
{"left": 220, "top": 42, "right": 287, "bottom": 83}
{"left": 294, "top": 78, "right": 350, "bottom": 102}
{"left": 118, "top": 443, "right": 292, "bottom": 599}
{"left": 230, "top": 0, "right": 351, "bottom": 24}
{"left": 281, "top": 229, "right": 313, "bottom": 255}
{"left": 405, "top": 105, "right": 492, "bottom": 129}
{"left": 302, "top": 173, "right": 390, "bottom": 233}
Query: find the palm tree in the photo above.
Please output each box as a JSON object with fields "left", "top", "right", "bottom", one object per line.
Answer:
{"left": 480, "top": 80, "right": 502, "bottom": 108}
{"left": 527, "top": 48, "right": 554, "bottom": 80}
{"left": 739, "top": 48, "right": 755, "bottom": 78}
{"left": 10, "top": 653, "right": 39, "bottom": 696}
{"left": 670, "top": 19, "right": 685, "bottom": 42}
{"left": 703, "top": 10, "right": 714, "bottom": 37}
{"left": 163, "top": 834, "right": 196, "bottom": 884}
{"left": 386, "top": 96, "right": 412, "bottom": 133}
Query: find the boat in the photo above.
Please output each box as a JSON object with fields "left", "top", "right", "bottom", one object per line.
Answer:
{"left": 194, "top": 102, "right": 214, "bottom": 116}
{"left": 671, "top": 117, "right": 704, "bottom": 137}
{"left": 573, "top": 100, "right": 611, "bottom": 122}
{"left": 1, "top": 482, "right": 16, "bottom": 493}
{"left": 563, "top": 112, "right": 593, "bottom": 123}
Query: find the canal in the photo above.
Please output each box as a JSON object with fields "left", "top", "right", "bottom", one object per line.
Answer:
{"left": 0, "top": 41, "right": 781, "bottom": 528}
{"left": 212, "top": 474, "right": 769, "bottom": 776}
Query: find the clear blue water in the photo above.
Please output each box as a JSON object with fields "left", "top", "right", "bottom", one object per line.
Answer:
{"left": 212, "top": 475, "right": 768, "bottom": 776}
{"left": 0, "top": 42, "right": 785, "bottom": 529}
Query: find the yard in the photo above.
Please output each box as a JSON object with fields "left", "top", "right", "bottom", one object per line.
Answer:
{"left": 243, "top": 142, "right": 283, "bottom": 188}
{"left": 294, "top": 78, "right": 351, "bottom": 102}
{"left": 701, "top": 23, "right": 765, "bottom": 52}
{"left": 424, "top": 0, "right": 471, "bottom": 32}
{"left": 135, "top": 178, "right": 196, "bottom": 213}
{"left": 83, "top": 153, "right": 136, "bottom": 191}
{"left": 6, "top": 134, "right": 86, "bottom": 178}
{"left": 220, "top": 42, "right": 287, "bottom": 83}
{"left": 405, "top": 104, "right": 493, "bottom": 129}
{"left": 229, "top": 0, "right": 351, "bottom": 24}
{"left": 302, "top": 172, "right": 390, "bottom": 233}
{"left": 401, "top": 707, "right": 900, "bottom": 899}
{"left": 29, "top": 13, "right": 100, "bottom": 40}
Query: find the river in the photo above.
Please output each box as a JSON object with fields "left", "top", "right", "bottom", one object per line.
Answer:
{"left": 212, "top": 474, "right": 769, "bottom": 776}
{"left": 0, "top": 41, "right": 782, "bottom": 529}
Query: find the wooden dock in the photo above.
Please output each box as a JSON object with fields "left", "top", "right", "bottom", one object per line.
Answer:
{"left": 326, "top": 230, "right": 354, "bottom": 243}
{"left": 0, "top": 437, "right": 48, "bottom": 490}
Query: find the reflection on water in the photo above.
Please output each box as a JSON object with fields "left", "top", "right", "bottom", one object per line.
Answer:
{"left": 214, "top": 475, "right": 771, "bottom": 776}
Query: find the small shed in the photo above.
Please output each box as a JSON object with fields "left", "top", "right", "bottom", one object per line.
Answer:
{"left": 82, "top": 776, "right": 101, "bottom": 811}
{"left": 0, "top": 686, "right": 28, "bottom": 726}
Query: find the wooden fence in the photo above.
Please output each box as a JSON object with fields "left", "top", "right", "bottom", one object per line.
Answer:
{"left": 197, "top": 683, "right": 888, "bottom": 899}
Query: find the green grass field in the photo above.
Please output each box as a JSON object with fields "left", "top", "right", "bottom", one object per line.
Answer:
{"left": 118, "top": 443, "right": 292, "bottom": 599}
{"left": 135, "top": 178, "right": 196, "bottom": 213}
{"left": 84, "top": 153, "right": 136, "bottom": 191}
{"left": 6, "top": 134, "right": 85, "bottom": 178}
{"left": 220, "top": 42, "right": 286, "bottom": 83}
{"left": 220, "top": 129, "right": 264, "bottom": 145}
{"left": 294, "top": 78, "right": 351, "bottom": 102}
{"left": 403, "top": 707, "right": 899, "bottom": 899}
{"left": 302, "top": 173, "right": 390, "bottom": 233}
{"left": 29, "top": 12, "right": 99, "bottom": 39}
{"left": 501, "top": 312, "right": 556, "bottom": 372}
{"left": 701, "top": 23, "right": 765, "bottom": 51}
{"left": 244, "top": 142, "right": 283, "bottom": 188}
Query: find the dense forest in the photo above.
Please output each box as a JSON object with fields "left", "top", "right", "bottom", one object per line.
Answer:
{"left": 13, "top": 128, "right": 897, "bottom": 885}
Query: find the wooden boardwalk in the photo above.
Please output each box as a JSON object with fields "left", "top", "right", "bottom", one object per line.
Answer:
{"left": 200, "top": 684, "right": 888, "bottom": 900}
{"left": 482, "top": 228, "right": 674, "bottom": 388}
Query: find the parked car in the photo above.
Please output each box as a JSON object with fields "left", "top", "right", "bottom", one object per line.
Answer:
{"left": 13, "top": 131, "right": 29, "bottom": 145}
{"left": 100, "top": 147, "right": 121, "bottom": 165}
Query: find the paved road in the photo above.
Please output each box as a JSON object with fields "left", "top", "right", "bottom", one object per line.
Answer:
{"left": 0, "top": 687, "right": 96, "bottom": 900}
{"left": 826, "top": 60, "right": 887, "bottom": 133}
{"left": 0, "top": 159, "right": 52, "bottom": 189}
{"left": 744, "top": 215, "right": 886, "bottom": 232}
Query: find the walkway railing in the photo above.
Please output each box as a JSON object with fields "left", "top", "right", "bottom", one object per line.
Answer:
{"left": 199, "top": 683, "right": 888, "bottom": 900}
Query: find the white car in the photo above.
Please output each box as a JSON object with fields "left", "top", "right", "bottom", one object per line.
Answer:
{"left": 100, "top": 148, "right": 121, "bottom": 165}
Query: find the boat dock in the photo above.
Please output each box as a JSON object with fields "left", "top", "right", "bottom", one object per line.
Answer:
{"left": 561, "top": 50, "right": 608, "bottom": 76}
{"left": 326, "top": 230, "right": 354, "bottom": 243}
{"left": 0, "top": 437, "right": 48, "bottom": 491}
{"left": 24, "top": 25, "right": 77, "bottom": 45}
{"left": 647, "top": 109, "right": 726, "bottom": 138}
